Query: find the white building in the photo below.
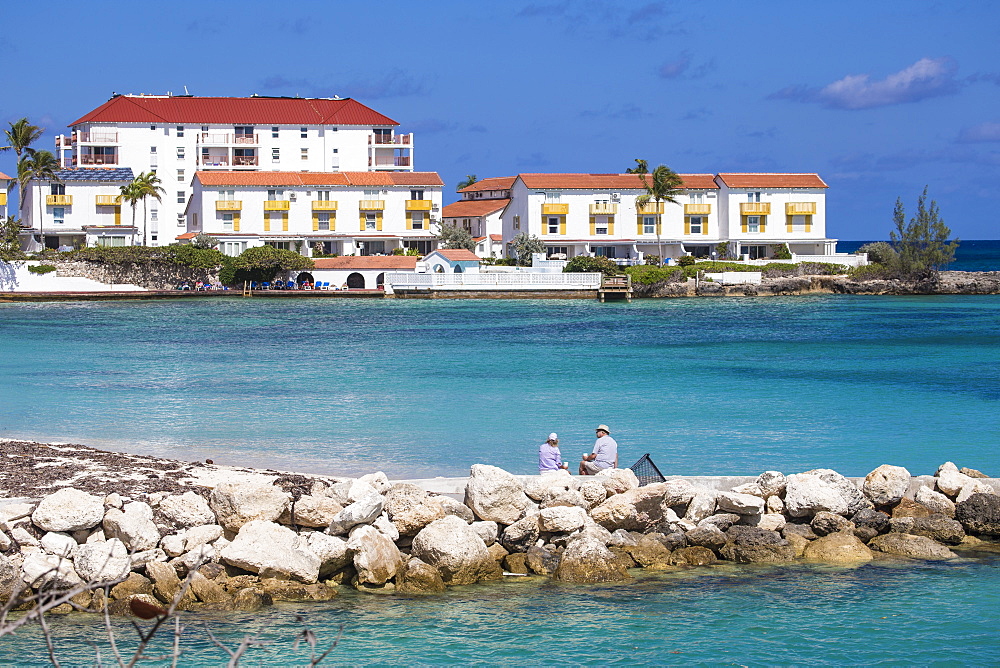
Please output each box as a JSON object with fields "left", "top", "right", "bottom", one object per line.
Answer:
{"left": 41, "top": 94, "right": 414, "bottom": 246}
{"left": 304, "top": 255, "right": 420, "bottom": 289}
{"left": 184, "top": 171, "right": 443, "bottom": 257}
{"left": 0, "top": 171, "right": 11, "bottom": 220}
{"left": 19, "top": 168, "right": 137, "bottom": 250}
{"left": 441, "top": 176, "right": 513, "bottom": 258}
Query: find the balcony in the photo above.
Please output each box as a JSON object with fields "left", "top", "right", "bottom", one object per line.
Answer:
{"left": 78, "top": 131, "right": 118, "bottom": 143}
{"left": 369, "top": 133, "right": 413, "bottom": 145}
{"left": 264, "top": 200, "right": 290, "bottom": 211}
{"left": 590, "top": 202, "right": 618, "bottom": 215}
{"left": 542, "top": 203, "right": 569, "bottom": 215}
{"left": 785, "top": 202, "right": 817, "bottom": 215}
{"left": 684, "top": 203, "right": 712, "bottom": 215}
{"left": 740, "top": 202, "right": 771, "bottom": 215}
{"left": 200, "top": 155, "right": 230, "bottom": 167}
{"left": 80, "top": 154, "right": 118, "bottom": 165}
{"left": 232, "top": 155, "right": 259, "bottom": 167}
{"left": 637, "top": 202, "right": 664, "bottom": 215}
{"left": 95, "top": 195, "right": 122, "bottom": 206}
{"left": 216, "top": 200, "right": 242, "bottom": 211}
{"left": 406, "top": 199, "right": 433, "bottom": 211}
{"left": 56, "top": 136, "right": 73, "bottom": 147}
{"left": 312, "top": 200, "right": 338, "bottom": 211}
{"left": 359, "top": 200, "right": 385, "bottom": 211}
{"left": 47, "top": 195, "right": 73, "bottom": 206}
{"left": 199, "top": 133, "right": 259, "bottom": 145}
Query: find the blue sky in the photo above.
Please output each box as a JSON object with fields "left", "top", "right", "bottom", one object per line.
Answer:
{"left": 2, "top": 0, "right": 998, "bottom": 240}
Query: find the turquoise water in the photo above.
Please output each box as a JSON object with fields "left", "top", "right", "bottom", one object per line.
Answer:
{"left": 3, "top": 560, "right": 999, "bottom": 665}
{"left": 838, "top": 239, "right": 1000, "bottom": 272}
{"left": 2, "top": 296, "right": 999, "bottom": 478}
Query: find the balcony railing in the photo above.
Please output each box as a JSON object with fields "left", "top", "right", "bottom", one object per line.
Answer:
{"left": 95, "top": 195, "right": 122, "bottom": 206}
{"left": 78, "top": 131, "right": 118, "bottom": 143}
{"left": 47, "top": 195, "right": 73, "bottom": 206}
{"left": 684, "top": 203, "right": 712, "bottom": 215}
{"left": 312, "top": 200, "right": 338, "bottom": 211}
{"left": 199, "top": 133, "right": 259, "bottom": 145}
{"left": 406, "top": 199, "right": 433, "bottom": 211}
{"left": 80, "top": 154, "right": 118, "bottom": 165}
{"left": 359, "top": 200, "right": 385, "bottom": 210}
{"left": 264, "top": 200, "right": 290, "bottom": 211}
{"left": 200, "top": 155, "right": 230, "bottom": 167}
{"left": 369, "top": 133, "right": 412, "bottom": 145}
{"left": 740, "top": 202, "right": 771, "bottom": 215}
{"left": 216, "top": 200, "right": 242, "bottom": 211}
{"left": 232, "top": 155, "right": 259, "bottom": 167}
{"left": 56, "top": 136, "right": 73, "bottom": 147}
{"left": 590, "top": 202, "right": 618, "bottom": 215}
{"left": 785, "top": 202, "right": 816, "bottom": 215}
{"left": 637, "top": 202, "right": 664, "bottom": 214}
{"left": 542, "top": 203, "right": 569, "bottom": 215}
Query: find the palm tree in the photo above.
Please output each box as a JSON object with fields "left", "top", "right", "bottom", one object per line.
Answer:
{"left": 457, "top": 174, "right": 477, "bottom": 190}
{"left": 18, "top": 151, "right": 60, "bottom": 251}
{"left": 635, "top": 164, "right": 683, "bottom": 265}
{"left": 625, "top": 159, "right": 649, "bottom": 174}
{"left": 2, "top": 118, "right": 45, "bottom": 214}
{"left": 133, "top": 171, "right": 165, "bottom": 246}
{"left": 119, "top": 180, "right": 142, "bottom": 245}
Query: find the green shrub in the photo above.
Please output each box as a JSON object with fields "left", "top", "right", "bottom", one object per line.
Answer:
{"left": 624, "top": 265, "right": 685, "bottom": 284}
{"left": 848, "top": 263, "right": 897, "bottom": 280}
{"left": 772, "top": 243, "right": 792, "bottom": 260}
{"left": 644, "top": 254, "right": 661, "bottom": 266}
{"left": 676, "top": 255, "right": 696, "bottom": 267}
{"left": 563, "top": 255, "right": 620, "bottom": 276}
{"left": 28, "top": 264, "right": 57, "bottom": 275}
{"left": 856, "top": 241, "right": 898, "bottom": 267}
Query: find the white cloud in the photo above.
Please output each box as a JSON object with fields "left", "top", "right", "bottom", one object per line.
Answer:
{"left": 958, "top": 121, "right": 1000, "bottom": 143}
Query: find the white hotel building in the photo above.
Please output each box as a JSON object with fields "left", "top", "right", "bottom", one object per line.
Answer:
{"left": 23, "top": 94, "right": 415, "bottom": 249}
{"left": 446, "top": 172, "right": 845, "bottom": 263}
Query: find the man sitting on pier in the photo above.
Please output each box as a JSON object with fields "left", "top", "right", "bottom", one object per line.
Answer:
{"left": 580, "top": 424, "right": 618, "bottom": 475}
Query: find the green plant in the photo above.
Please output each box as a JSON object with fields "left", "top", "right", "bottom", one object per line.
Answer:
{"left": 404, "top": 247, "right": 421, "bottom": 256}
{"left": 27, "top": 264, "right": 56, "bottom": 274}
{"left": 635, "top": 164, "right": 683, "bottom": 262}
{"left": 191, "top": 232, "right": 219, "bottom": 250}
{"left": 224, "top": 245, "right": 314, "bottom": 286}
{"left": 624, "top": 264, "right": 684, "bottom": 284}
{"left": 643, "top": 254, "right": 660, "bottom": 266}
{"left": 676, "top": 255, "right": 696, "bottom": 267}
{"left": 0, "top": 216, "right": 25, "bottom": 260}
{"left": 457, "top": 174, "right": 477, "bottom": 190}
{"left": 856, "top": 241, "right": 897, "bottom": 266}
{"left": 849, "top": 263, "right": 898, "bottom": 280}
{"left": 509, "top": 232, "right": 545, "bottom": 266}
{"left": 889, "top": 187, "right": 959, "bottom": 278}
{"left": 563, "top": 255, "right": 620, "bottom": 276}
{"left": 715, "top": 242, "right": 730, "bottom": 260}
{"left": 434, "top": 223, "right": 476, "bottom": 252}
{"left": 772, "top": 243, "right": 792, "bottom": 260}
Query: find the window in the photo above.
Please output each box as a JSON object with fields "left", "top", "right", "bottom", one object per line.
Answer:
{"left": 547, "top": 217, "right": 560, "bottom": 234}
{"left": 176, "top": 147, "right": 185, "bottom": 159}
{"left": 201, "top": 126, "right": 208, "bottom": 132}
{"left": 513, "top": 215, "right": 521, "bottom": 229}
{"left": 462, "top": 218, "right": 471, "bottom": 231}
{"left": 219, "top": 190, "right": 235, "bottom": 201}
{"left": 97, "top": 235, "right": 127, "bottom": 247}
{"left": 272, "top": 126, "right": 279, "bottom": 138}
{"left": 265, "top": 241, "right": 291, "bottom": 251}
{"left": 746, "top": 215, "right": 760, "bottom": 233}
{"left": 150, "top": 208, "right": 158, "bottom": 222}
{"left": 745, "top": 245, "right": 767, "bottom": 260}
{"left": 332, "top": 148, "right": 338, "bottom": 153}
{"left": 177, "top": 169, "right": 185, "bottom": 182}
{"left": 53, "top": 207, "right": 65, "bottom": 224}
{"left": 177, "top": 191, "right": 185, "bottom": 204}
{"left": 150, "top": 146, "right": 157, "bottom": 153}
{"left": 267, "top": 189, "right": 283, "bottom": 200}
{"left": 595, "top": 224, "right": 608, "bottom": 235}
{"left": 51, "top": 183, "right": 66, "bottom": 195}
{"left": 234, "top": 126, "right": 254, "bottom": 140}
{"left": 411, "top": 211, "right": 424, "bottom": 230}
{"left": 403, "top": 239, "right": 433, "bottom": 255}
{"left": 545, "top": 192, "right": 561, "bottom": 203}
{"left": 690, "top": 192, "right": 705, "bottom": 204}
{"left": 410, "top": 189, "right": 424, "bottom": 200}
{"left": 365, "top": 212, "right": 377, "bottom": 230}
{"left": 594, "top": 246, "right": 617, "bottom": 259}
{"left": 747, "top": 191, "right": 761, "bottom": 203}
{"left": 316, "top": 190, "right": 330, "bottom": 201}
{"left": 272, "top": 148, "right": 280, "bottom": 163}
{"left": 363, "top": 190, "right": 379, "bottom": 198}
{"left": 221, "top": 241, "right": 244, "bottom": 256}
{"left": 222, "top": 213, "right": 234, "bottom": 231}
{"left": 176, "top": 126, "right": 184, "bottom": 137}
{"left": 688, "top": 216, "right": 704, "bottom": 234}
{"left": 301, "top": 148, "right": 308, "bottom": 160}
{"left": 150, "top": 125, "right": 156, "bottom": 131}
{"left": 546, "top": 246, "right": 568, "bottom": 258}
{"left": 643, "top": 215, "right": 656, "bottom": 234}
{"left": 360, "top": 240, "right": 385, "bottom": 255}
{"left": 373, "top": 128, "right": 392, "bottom": 144}
{"left": 300, "top": 127, "right": 308, "bottom": 138}
{"left": 317, "top": 213, "right": 330, "bottom": 231}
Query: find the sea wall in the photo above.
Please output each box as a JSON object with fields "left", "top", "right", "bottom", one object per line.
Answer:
{"left": 2, "top": 459, "right": 998, "bottom": 615}
{"left": 47, "top": 260, "right": 220, "bottom": 291}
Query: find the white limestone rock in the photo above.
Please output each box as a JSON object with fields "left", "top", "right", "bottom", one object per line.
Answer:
{"left": 130, "top": 548, "right": 168, "bottom": 568}
{"left": 863, "top": 465, "right": 911, "bottom": 506}
{"left": 327, "top": 492, "right": 384, "bottom": 536}
{"left": 0, "top": 532, "right": 11, "bottom": 552}
{"left": 32, "top": 488, "right": 105, "bottom": 533}
{"left": 464, "top": 464, "right": 530, "bottom": 525}
{"left": 756, "top": 471, "right": 787, "bottom": 498}
{"left": 347, "top": 524, "right": 402, "bottom": 586}
{"left": 956, "top": 480, "right": 996, "bottom": 504}
{"left": 524, "top": 470, "right": 577, "bottom": 502}
{"left": 437, "top": 496, "right": 475, "bottom": 523}
{"left": 915, "top": 486, "right": 956, "bottom": 517}
{"left": 219, "top": 520, "right": 320, "bottom": 583}
{"left": 470, "top": 521, "right": 499, "bottom": 546}
{"left": 209, "top": 481, "right": 291, "bottom": 532}
{"left": 177, "top": 544, "right": 216, "bottom": 571}
{"left": 159, "top": 492, "right": 216, "bottom": 528}
{"left": 411, "top": 515, "right": 498, "bottom": 586}
{"left": 0, "top": 502, "right": 35, "bottom": 526}
{"left": 383, "top": 484, "right": 446, "bottom": 536}
{"left": 12, "top": 526, "right": 39, "bottom": 547}
{"left": 594, "top": 468, "right": 640, "bottom": 496}
{"left": 746, "top": 513, "right": 786, "bottom": 532}
{"left": 160, "top": 534, "right": 186, "bottom": 558}
{"left": 589, "top": 482, "right": 679, "bottom": 532}
{"left": 104, "top": 493, "right": 124, "bottom": 509}
{"left": 937, "top": 467, "right": 973, "bottom": 498}
{"left": 183, "top": 524, "right": 224, "bottom": 551}
{"left": 806, "top": 469, "right": 872, "bottom": 515}
{"left": 684, "top": 492, "right": 718, "bottom": 523}
{"left": 357, "top": 471, "right": 391, "bottom": 495}
{"left": 286, "top": 495, "right": 344, "bottom": 528}
{"left": 540, "top": 506, "right": 588, "bottom": 533}
{"left": 766, "top": 495, "right": 785, "bottom": 514}
{"left": 40, "top": 532, "right": 76, "bottom": 558}
{"left": 731, "top": 482, "right": 763, "bottom": 497}
{"left": 577, "top": 480, "right": 608, "bottom": 509}
{"left": 21, "top": 553, "right": 83, "bottom": 590}
{"left": 103, "top": 501, "right": 160, "bottom": 552}
{"left": 540, "top": 487, "right": 589, "bottom": 510}
{"left": 784, "top": 473, "right": 849, "bottom": 518}
{"left": 305, "top": 532, "right": 353, "bottom": 578}
{"left": 74, "top": 538, "right": 131, "bottom": 582}
{"left": 373, "top": 513, "right": 401, "bottom": 542}
{"left": 717, "top": 492, "right": 766, "bottom": 515}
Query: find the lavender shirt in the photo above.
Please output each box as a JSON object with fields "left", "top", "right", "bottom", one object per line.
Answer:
{"left": 538, "top": 442, "right": 564, "bottom": 472}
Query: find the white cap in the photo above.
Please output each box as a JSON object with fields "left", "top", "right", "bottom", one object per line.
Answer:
{"left": 548, "top": 433, "right": 558, "bottom": 441}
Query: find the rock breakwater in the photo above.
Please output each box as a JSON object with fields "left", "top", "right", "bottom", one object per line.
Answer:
{"left": 1, "top": 446, "right": 998, "bottom": 617}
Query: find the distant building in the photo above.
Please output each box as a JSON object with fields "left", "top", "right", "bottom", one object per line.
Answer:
{"left": 441, "top": 177, "right": 513, "bottom": 258}
{"left": 0, "top": 172, "right": 12, "bottom": 220}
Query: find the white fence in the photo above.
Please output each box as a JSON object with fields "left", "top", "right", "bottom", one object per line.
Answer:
{"left": 385, "top": 271, "right": 602, "bottom": 291}
{"left": 703, "top": 272, "right": 762, "bottom": 285}
{"left": 733, "top": 253, "right": 865, "bottom": 269}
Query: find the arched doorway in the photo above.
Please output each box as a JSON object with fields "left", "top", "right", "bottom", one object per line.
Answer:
{"left": 346, "top": 272, "right": 365, "bottom": 289}
{"left": 454, "top": 265, "right": 463, "bottom": 273}
{"left": 296, "top": 272, "right": 314, "bottom": 286}
{"left": 376, "top": 272, "right": 385, "bottom": 288}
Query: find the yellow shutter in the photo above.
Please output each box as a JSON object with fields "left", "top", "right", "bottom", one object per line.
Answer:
{"left": 360, "top": 212, "right": 366, "bottom": 231}
{"left": 608, "top": 217, "right": 615, "bottom": 235}
{"left": 313, "top": 213, "right": 319, "bottom": 232}
{"left": 703, "top": 218, "right": 709, "bottom": 235}
{"left": 805, "top": 215, "right": 812, "bottom": 233}
{"left": 760, "top": 216, "right": 766, "bottom": 233}
{"left": 786, "top": 215, "right": 793, "bottom": 233}
{"left": 741, "top": 216, "right": 748, "bottom": 234}
{"left": 114, "top": 206, "right": 121, "bottom": 225}
{"left": 636, "top": 216, "right": 643, "bottom": 235}
{"left": 376, "top": 212, "right": 383, "bottom": 231}
{"left": 330, "top": 212, "right": 336, "bottom": 231}
{"left": 282, "top": 212, "right": 288, "bottom": 232}
{"left": 559, "top": 217, "right": 566, "bottom": 235}
{"left": 233, "top": 213, "right": 241, "bottom": 232}
{"left": 264, "top": 214, "right": 271, "bottom": 232}
{"left": 406, "top": 212, "right": 413, "bottom": 230}
{"left": 589, "top": 216, "right": 595, "bottom": 236}
{"left": 684, "top": 218, "right": 691, "bottom": 235}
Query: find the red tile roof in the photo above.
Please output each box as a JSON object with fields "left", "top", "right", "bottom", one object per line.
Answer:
{"left": 69, "top": 95, "right": 398, "bottom": 127}
{"left": 458, "top": 177, "right": 516, "bottom": 193}
{"left": 312, "top": 256, "right": 419, "bottom": 270}
{"left": 441, "top": 199, "right": 510, "bottom": 218}
{"left": 517, "top": 173, "right": 718, "bottom": 190}
{"left": 175, "top": 232, "right": 199, "bottom": 240}
{"left": 194, "top": 171, "right": 443, "bottom": 187}
{"left": 429, "top": 249, "right": 480, "bottom": 262}
{"left": 489, "top": 234, "right": 502, "bottom": 241}
{"left": 716, "top": 173, "right": 828, "bottom": 188}
{"left": 0, "top": 171, "right": 12, "bottom": 181}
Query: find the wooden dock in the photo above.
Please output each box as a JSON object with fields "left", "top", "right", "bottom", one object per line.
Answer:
{"left": 598, "top": 275, "right": 633, "bottom": 302}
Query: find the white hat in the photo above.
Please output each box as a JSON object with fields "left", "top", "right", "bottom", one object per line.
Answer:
{"left": 548, "top": 433, "right": 559, "bottom": 441}
{"left": 596, "top": 424, "right": 611, "bottom": 433}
